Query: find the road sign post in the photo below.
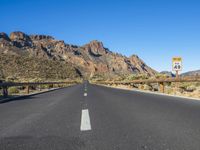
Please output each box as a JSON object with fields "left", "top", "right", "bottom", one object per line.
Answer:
{"left": 176, "top": 71, "right": 179, "bottom": 79}
{"left": 172, "top": 57, "right": 182, "bottom": 94}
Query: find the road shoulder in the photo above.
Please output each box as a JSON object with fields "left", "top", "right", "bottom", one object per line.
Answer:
{"left": 93, "top": 84, "right": 200, "bottom": 101}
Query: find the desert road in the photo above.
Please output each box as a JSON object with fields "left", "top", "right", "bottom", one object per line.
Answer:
{"left": 0, "top": 82, "right": 200, "bottom": 150}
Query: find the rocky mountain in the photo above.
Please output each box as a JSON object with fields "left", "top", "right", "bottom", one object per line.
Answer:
{"left": 0, "top": 31, "right": 156, "bottom": 80}
{"left": 181, "top": 70, "right": 200, "bottom": 76}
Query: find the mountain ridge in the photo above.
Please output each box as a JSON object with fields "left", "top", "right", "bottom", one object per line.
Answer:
{"left": 0, "top": 31, "right": 157, "bottom": 80}
{"left": 181, "top": 70, "right": 200, "bottom": 76}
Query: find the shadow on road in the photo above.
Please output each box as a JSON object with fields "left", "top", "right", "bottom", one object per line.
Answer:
{"left": 0, "top": 135, "right": 85, "bottom": 150}
{"left": 0, "top": 95, "right": 36, "bottom": 104}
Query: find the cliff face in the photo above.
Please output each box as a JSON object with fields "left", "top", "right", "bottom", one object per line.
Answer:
{"left": 0, "top": 31, "right": 157, "bottom": 80}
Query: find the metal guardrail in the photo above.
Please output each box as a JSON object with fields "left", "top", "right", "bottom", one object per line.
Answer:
{"left": 0, "top": 80, "right": 81, "bottom": 97}
{"left": 93, "top": 76, "right": 200, "bottom": 93}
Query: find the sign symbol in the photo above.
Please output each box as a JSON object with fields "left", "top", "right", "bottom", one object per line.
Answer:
{"left": 172, "top": 57, "right": 182, "bottom": 71}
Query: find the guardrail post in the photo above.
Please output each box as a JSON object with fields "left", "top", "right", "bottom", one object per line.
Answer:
{"left": 39, "top": 85, "right": 41, "bottom": 91}
{"left": 2, "top": 86, "right": 8, "bottom": 97}
{"left": 48, "top": 84, "right": 53, "bottom": 89}
{"left": 26, "top": 85, "right": 30, "bottom": 94}
{"left": 159, "top": 82, "right": 165, "bottom": 93}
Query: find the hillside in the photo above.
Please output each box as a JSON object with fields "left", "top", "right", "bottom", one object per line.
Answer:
{"left": 181, "top": 70, "right": 200, "bottom": 76}
{"left": 0, "top": 31, "right": 156, "bottom": 81}
{"left": 0, "top": 53, "right": 81, "bottom": 81}
{"left": 160, "top": 71, "right": 175, "bottom": 77}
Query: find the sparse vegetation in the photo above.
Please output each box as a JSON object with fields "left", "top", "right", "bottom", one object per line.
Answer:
{"left": 0, "top": 69, "right": 5, "bottom": 80}
{"left": 125, "top": 74, "right": 149, "bottom": 81}
{"left": 8, "top": 87, "right": 19, "bottom": 94}
{"left": 0, "top": 53, "right": 81, "bottom": 82}
{"left": 95, "top": 73, "right": 200, "bottom": 99}
{"left": 154, "top": 73, "right": 168, "bottom": 79}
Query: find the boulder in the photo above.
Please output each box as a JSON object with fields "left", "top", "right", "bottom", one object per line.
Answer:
{"left": 9, "top": 32, "right": 32, "bottom": 48}
{"left": 10, "top": 31, "right": 31, "bottom": 41}
{"left": 0, "top": 32, "right": 10, "bottom": 41}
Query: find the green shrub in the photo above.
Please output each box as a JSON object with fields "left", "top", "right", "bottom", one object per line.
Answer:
{"left": 8, "top": 87, "right": 19, "bottom": 94}
{"left": 195, "top": 82, "right": 200, "bottom": 87}
{"left": 179, "top": 83, "right": 197, "bottom": 92}
{"left": 186, "top": 85, "right": 196, "bottom": 92}
{"left": 39, "top": 85, "right": 49, "bottom": 89}
{"left": 155, "top": 73, "right": 167, "bottom": 79}
{"left": 125, "top": 74, "right": 149, "bottom": 81}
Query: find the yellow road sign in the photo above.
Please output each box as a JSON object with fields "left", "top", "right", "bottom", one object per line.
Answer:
{"left": 172, "top": 57, "right": 182, "bottom": 71}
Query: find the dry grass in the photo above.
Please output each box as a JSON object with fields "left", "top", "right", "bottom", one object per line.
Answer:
{"left": 0, "top": 53, "right": 81, "bottom": 82}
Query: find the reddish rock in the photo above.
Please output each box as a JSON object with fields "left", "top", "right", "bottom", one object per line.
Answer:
{"left": 10, "top": 31, "right": 30, "bottom": 41}
{"left": 84, "top": 40, "right": 109, "bottom": 56}
{"left": 0, "top": 31, "right": 157, "bottom": 78}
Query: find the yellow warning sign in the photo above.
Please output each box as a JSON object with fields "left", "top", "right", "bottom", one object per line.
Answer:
{"left": 172, "top": 57, "right": 182, "bottom": 71}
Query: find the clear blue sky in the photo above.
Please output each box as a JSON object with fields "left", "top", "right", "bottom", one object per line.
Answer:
{"left": 1, "top": 0, "right": 200, "bottom": 73}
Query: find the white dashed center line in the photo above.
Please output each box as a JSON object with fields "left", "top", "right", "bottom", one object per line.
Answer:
{"left": 80, "top": 109, "right": 91, "bottom": 131}
{"left": 84, "top": 93, "right": 87, "bottom": 96}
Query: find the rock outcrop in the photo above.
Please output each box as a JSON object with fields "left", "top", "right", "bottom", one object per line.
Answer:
{"left": 10, "top": 31, "right": 30, "bottom": 41}
{"left": 0, "top": 31, "right": 157, "bottom": 79}
{"left": 0, "top": 33, "right": 11, "bottom": 49}
{"left": 84, "top": 40, "right": 109, "bottom": 56}
{"left": 30, "top": 35, "right": 54, "bottom": 40}
{"left": 0, "top": 32, "right": 10, "bottom": 41}
{"left": 10, "top": 31, "right": 32, "bottom": 48}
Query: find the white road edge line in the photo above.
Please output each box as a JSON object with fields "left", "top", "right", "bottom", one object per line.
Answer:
{"left": 80, "top": 109, "right": 91, "bottom": 131}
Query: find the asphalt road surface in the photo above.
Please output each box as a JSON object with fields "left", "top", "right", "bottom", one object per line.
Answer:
{"left": 0, "top": 82, "right": 200, "bottom": 150}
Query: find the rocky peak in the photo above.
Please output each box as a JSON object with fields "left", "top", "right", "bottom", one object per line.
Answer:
{"left": 129, "top": 54, "right": 144, "bottom": 64}
{"left": 0, "top": 31, "right": 157, "bottom": 78}
{"left": 0, "top": 32, "right": 10, "bottom": 41}
{"left": 9, "top": 32, "right": 32, "bottom": 48}
{"left": 89, "top": 40, "right": 104, "bottom": 49}
{"left": 10, "top": 31, "right": 31, "bottom": 41}
{"left": 84, "top": 40, "right": 108, "bottom": 56}
{"left": 130, "top": 54, "right": 139, "bottom": 59}
{"left": 30, "top": 35, "right": 54, "bottom": 41}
